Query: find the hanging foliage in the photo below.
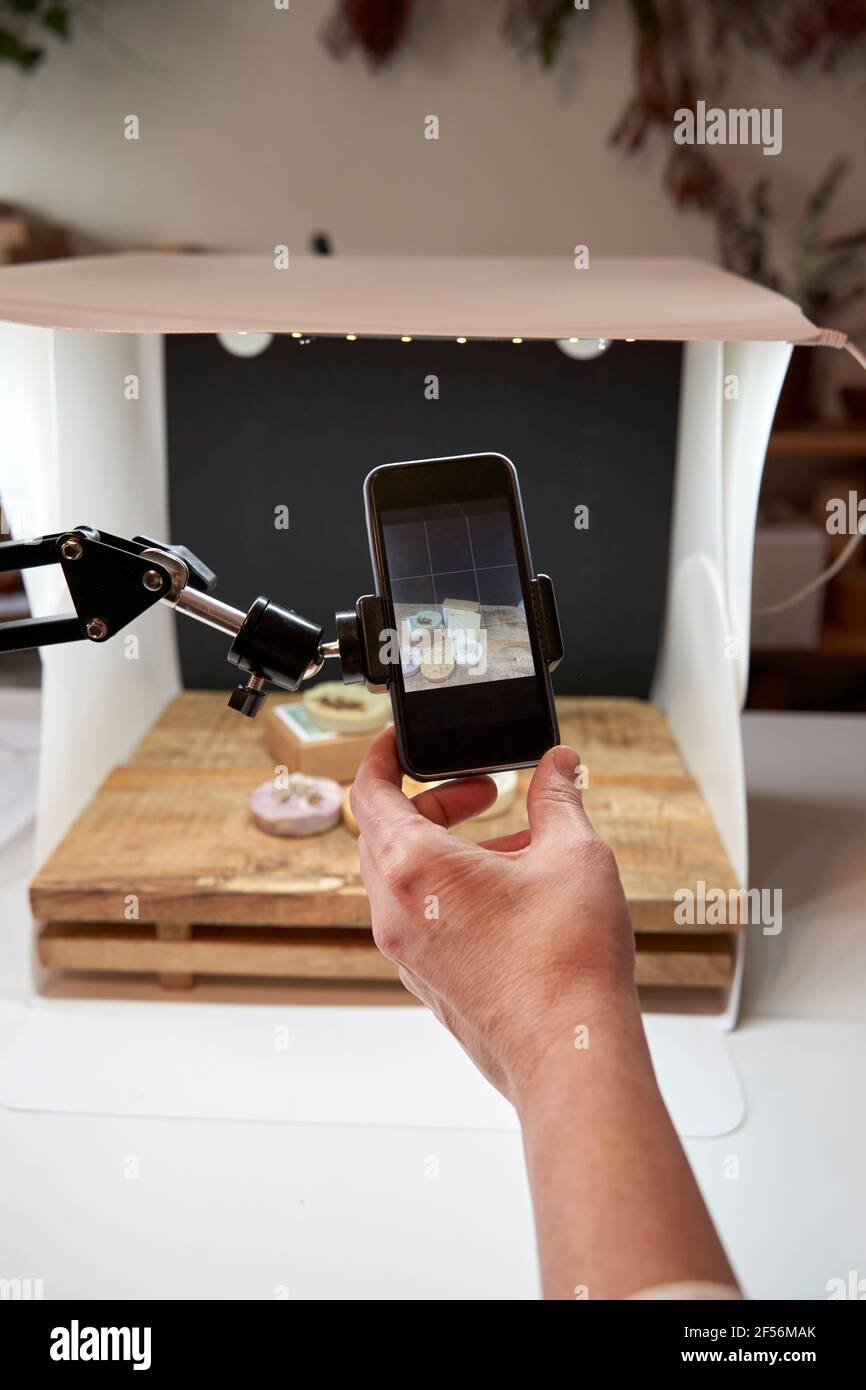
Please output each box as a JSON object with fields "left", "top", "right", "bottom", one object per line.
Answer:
{"left": 0, "top": 0, "right": 75, "bottom": 71}
{"left": 322, "top": 0, "right": 413, "bottom": 67}
{"left": 500, "top": 0, "right": 578, "bottom": 68}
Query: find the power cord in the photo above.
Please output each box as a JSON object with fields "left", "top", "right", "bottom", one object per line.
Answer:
{"left": 751, "top": 336, "right": 866, "bottom": 617}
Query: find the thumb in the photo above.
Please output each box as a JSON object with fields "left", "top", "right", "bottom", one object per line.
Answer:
{"left": 526, "top": 745, "right": 596, "bottom": 844}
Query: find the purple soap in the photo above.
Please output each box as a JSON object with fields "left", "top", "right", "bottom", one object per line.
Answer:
{"left": 250, "top": 773, "right": 342, "bottom": 837}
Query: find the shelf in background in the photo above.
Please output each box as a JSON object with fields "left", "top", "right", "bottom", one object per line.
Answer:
{"left": 0, "top": 590, "right": 29, "bottom": 622}
{"left": 753, "top": 629, "right": 866, "bottom": 659}
{"left": 819, "top": 627, "right": 866, "bottom": 655}
{"left": 748, "top": 644, "right": 866, "bottom": 711}
{"left": 768, "top": 426, "right": 866, "bottom": 459}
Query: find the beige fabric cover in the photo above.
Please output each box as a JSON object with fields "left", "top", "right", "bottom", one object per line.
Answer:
{"left": 0, "top": 252, "right": 820, "bottom": 342}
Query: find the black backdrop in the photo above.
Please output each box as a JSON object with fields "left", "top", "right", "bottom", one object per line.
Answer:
{"left": 166, "top": 335, "right": 681, "bottom": 698}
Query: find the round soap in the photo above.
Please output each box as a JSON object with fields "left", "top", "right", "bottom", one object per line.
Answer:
{"left": 401, "top": 776, "right": 431, "bottom": 800}
{"left": 409, "top": 609, "right": 442, "bottom": 633}
{"left": 343, "top": 769, "right": 520, "bottom": 837}
{"left": 474, "top": 769, "right": 519, "bottom": 821}
{"left": 451, "top": 634, "right": 483, "bottom": 668}
{"left": 420, "top": 654, "right": 455, "bottom": 683}
{"left": 303, "top": 681, "right": 390, "bottom": 734}
{"left": 342, "top": 784, "right": 359, "bottom": 836}
{"left": 405, "top": 770, "right": 518, "bottom": 820}
{"left": 250, "top": 774, "right": 342, "bottom": 837}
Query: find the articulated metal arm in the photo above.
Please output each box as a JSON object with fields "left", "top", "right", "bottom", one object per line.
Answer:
{"left": 0, "top": 527, "right": 337, "bottom": 718}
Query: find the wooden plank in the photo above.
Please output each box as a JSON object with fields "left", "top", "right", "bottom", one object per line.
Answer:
{"left": 38, "top": 924, "right": 399, "bottom": 982}
{"left": 37, "top": 923, "right": 734, "bottom": 989}
{"left": 155, "top": 921, "right": 193, "bottom": 990}
{"left": 130, "top": 692, "right": 273, "bottom": 769}
{"left": 634, "top": 933, "right": 733, "bottom": 987}
{"left": 30, "top": 693, "right": 740, "bottom": 939}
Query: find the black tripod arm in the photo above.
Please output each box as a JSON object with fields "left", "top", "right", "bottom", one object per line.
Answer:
{"left": 0, "top": 527, "right": 332, "bottom": 718}
{"left": 0, "top": 528, "right": 168, "bottom": 653}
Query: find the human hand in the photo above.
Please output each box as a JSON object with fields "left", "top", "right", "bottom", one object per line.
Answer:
{"left": 351, "top": 729, "right": 639, "bottom": 1107}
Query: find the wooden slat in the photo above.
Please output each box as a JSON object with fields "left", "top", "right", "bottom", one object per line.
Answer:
{"left": 634, "top": 933, "right": 733, "bottom": 987}
{"left": 155, "top": 921, "right": 193, "bottom": 990}
{"left": 37, "top": 923, "right": 734, "bottom": 990}
{"left": 30, "top": 693, "right": 740, "bottom": 939}
{"left": 38, "top": 924, "right": 398, "bottom": 982}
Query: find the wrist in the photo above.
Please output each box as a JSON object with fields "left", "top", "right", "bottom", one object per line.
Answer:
{"left": 512, "top": 981, "right": 650, "bottom": 1120}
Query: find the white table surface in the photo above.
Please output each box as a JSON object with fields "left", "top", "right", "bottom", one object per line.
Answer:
{"left": 1, "top": 704, "right": 864, "bottom": 1300}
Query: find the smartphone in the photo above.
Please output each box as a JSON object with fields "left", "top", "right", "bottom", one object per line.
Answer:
{"left": 364, "top": 452, "right": 559, "bottom": 780}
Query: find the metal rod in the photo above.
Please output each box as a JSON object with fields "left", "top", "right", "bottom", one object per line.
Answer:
{"left": 0, "top": 535, "right": 60, "bottom": 573}
{"left": 171, "top": 588, "right": 247, "bottom": 637}
{"left": 0, "top": 614, "right": 82, "bottom": 653}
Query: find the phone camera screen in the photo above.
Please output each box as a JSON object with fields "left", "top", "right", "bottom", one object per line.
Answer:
{"left": 368, "top": 454, "right": 557, "bottom": 777}
{"left": 381, "top": 498, "right": 537, "bottom": 692}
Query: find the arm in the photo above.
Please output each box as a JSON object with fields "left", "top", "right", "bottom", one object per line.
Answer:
{"left": 518, "top": 998, "right": 737, "bottom": 1299}
{"left": 351, "top": 732, "right": 739, "bottom": 1300}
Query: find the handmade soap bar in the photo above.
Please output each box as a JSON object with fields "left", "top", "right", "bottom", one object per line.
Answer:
{"left": 304, "top": 682, "right": 390, "bottom": 734}
{"left": 420, "top": 654, "right": 455, "bottom": 683}
{"left": 263, "top": 700, "right": 383, "bottom": 782}
{"left": 250, "top": 773, "right": 342, "bottom": 837}
{"left": 408, "top": 609, "right": 443, "bottom": 633}
{"left": 400, "top": 645, "right": 422, "bottom": 677}
{"left": 443, "top": 597, "right": 481, "bottom": 632}
{"left": 342, "top": 769, "right": 519, "bottom": 836}
{"left": 472, "top": 769, "right": 518, "bottom": 818}
{"left": 451, "top": 634, "right": 483, "bottom": 668}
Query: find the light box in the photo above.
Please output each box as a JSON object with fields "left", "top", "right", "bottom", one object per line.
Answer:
{"left": 0, "top": 253, "right": 842, "bottom": 1038}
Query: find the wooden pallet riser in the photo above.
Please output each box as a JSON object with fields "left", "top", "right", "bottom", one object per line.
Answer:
{"left": 30, "top": 693, "right": 742, "bottom": 1006}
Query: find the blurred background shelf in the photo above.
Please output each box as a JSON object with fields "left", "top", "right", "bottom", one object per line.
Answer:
{"left": 0, "top": 590, "right": 29, "bottom": 621}
{"left": 768, "top": 425, "right": 866, "bottom": 459}
{"left": 749, "top": 412, "right": 866, "bottom": 711}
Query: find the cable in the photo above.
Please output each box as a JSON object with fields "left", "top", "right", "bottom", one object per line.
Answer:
{"left": 753, "top": 528, "right": 864, "bottom": 616}
{"left": 844, "top": 338, "right": 866, "bottom": 372}
{"left": 751, "top": 333, "right": 866, "bottom": 617}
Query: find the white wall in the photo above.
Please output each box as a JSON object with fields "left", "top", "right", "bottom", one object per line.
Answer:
{"left": 0, "top": 0, "right": 863, "bottom": 388}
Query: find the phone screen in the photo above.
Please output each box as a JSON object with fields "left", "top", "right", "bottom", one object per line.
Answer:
{"left": 366, "top": 454, "right": 558, "bottom": 778}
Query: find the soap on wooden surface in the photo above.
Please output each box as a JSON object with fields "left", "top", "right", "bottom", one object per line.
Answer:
{"left": 30, "top": 692, "right": 740, "bottom": 939}
{"left": 250, "top": 774, "right": 342, "bottom": 837}
{"left": 262, "top": 698, "right": 382, "bottom": 783}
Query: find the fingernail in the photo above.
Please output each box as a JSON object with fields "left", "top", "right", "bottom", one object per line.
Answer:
{"left": 552, "top": 745, "right": 580, "bottom": 781}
